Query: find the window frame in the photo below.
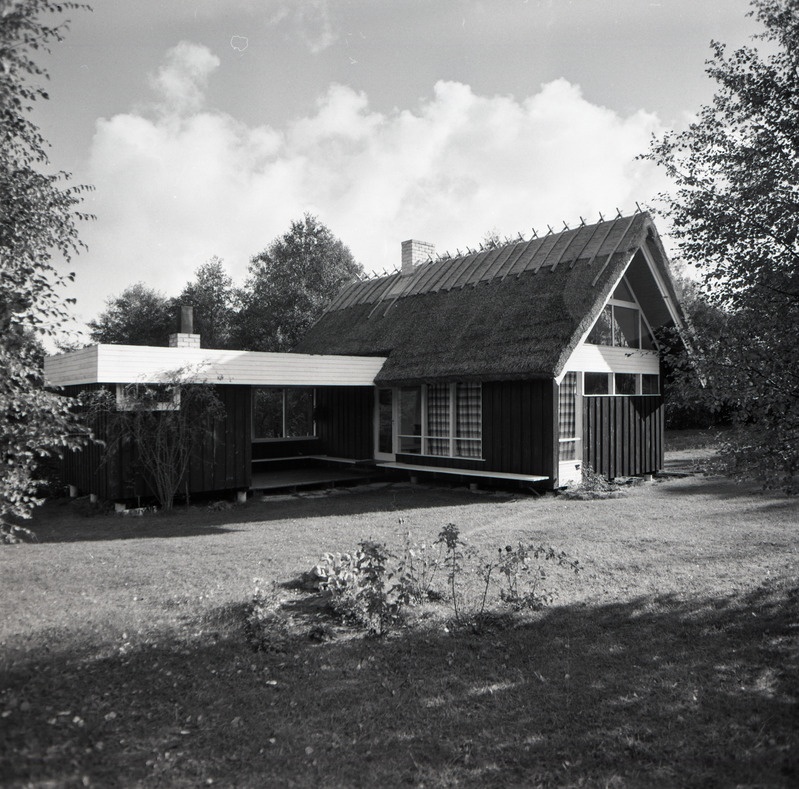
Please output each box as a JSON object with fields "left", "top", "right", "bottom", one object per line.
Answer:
{"left": 396, "top": 382, "right": 483, "bottom": 460}
{"left": 116, "top": 383, "right": 181, "bottom": 412}
{"left": 252, "top": 386, "right": 317, "bottom": 441}
{"left": 581, "top": 372, "right": 661, "bottom": 397}
{"left": 558, "top": 371, "right": 580, "bottom": 462}
{"left": 587, "top": 276, "right": 660, "bottom": 352}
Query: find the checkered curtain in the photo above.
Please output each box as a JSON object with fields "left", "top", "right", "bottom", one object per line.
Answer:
{"left": 559, "top": 372, "right": 578, "bottom": 461}
{"left": 455, "top": 383, "right": 482, "bottom": 458}
{"left": 426, "top": 383, "right": 450, "bottom": 456}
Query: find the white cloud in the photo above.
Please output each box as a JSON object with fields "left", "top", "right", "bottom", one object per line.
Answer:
{"left": 148, "top": 41, "right": 220, "bottom": 115}
{"left": 78, "top": 42, "right": 667, "bottom": 322}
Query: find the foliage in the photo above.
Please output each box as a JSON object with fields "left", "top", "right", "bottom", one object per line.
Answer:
{"left": 560, "top": 464, "right": 623, "bottom": 500}
{"left": 662, "top": 263, "right": 733, "bottom": 430}
{"left": 313, "top": 523, "right": 580, "bottom": 634}
{"left": 497, "top": 543, "right": 582, "bottom": 611}
{"left": 178, "top": 257, "right": 238, "bottom": 349}
{"left": 395, "top": 524, "right": 444, "bottom": 605}
{"left": 87, "top": 282, "right": 176, "bottom": 347}
{"left": 645, "top": 0, "right": 799, "bottom": 491}
{"left": 0, "top": 0, "right": 91, "bottom": 538}
{"left": 314, "top": 542, "right": 404, "bottom": 636}
{"left": 436, "top": 523, "right": 470, "bottom": 624}
{"left": 236, "top": 214, "right": 364, "bottom": 352}
{"left": 244, "top": 578, "right": 292, "bottom": 652}
{"left": 81, "top": 371, "right": 225, "bottom": 510}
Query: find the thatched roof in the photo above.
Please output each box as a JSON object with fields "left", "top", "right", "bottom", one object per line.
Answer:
{"left": 294, "top": 213, "right": 683, "bottom": 385}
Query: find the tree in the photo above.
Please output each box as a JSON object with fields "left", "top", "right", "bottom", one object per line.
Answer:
{"left": 646, "top": 0, "right": 799, "bottom": 491}
{"left": 1, "top": 1, "right": 90, "bottom": 540}
{"left": 87, "top": 283, "right": 176, "bottom": 346}
{"left": 178, "top": 257, "right": 238, "bottom": 349}
{"left": 481, "top": 228, "right": 502, "bottom": 250}
{"left": 83, "top": 372, "right": 225, "bottom": 511}
{"left": 236, "top": 214, "right": 364, "bottom": 352}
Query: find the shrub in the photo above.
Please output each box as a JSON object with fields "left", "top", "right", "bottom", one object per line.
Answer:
{"left": 498, "top": 543, "right": 581, "bottom": 611}
{"left": 302, "top": 524, "right": 581, "bottom": 636}
{"left": 396, "top": 526, "right": 444, "bottom": 605}
{"left": 244, "top": 579, "right": 292, "bottom": 652}
{"left": 314, "top": 543, "right": 405, "bottom": 636}
{"left": 560, "top": 465, "right": 622, "bottom": 500}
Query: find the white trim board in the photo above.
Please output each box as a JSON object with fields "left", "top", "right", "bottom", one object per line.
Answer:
{"left": 557, "top": 345, "right": 659, "bottom": 382}
{"left": 45, "top": 345, "right": 387, "bottom": 387}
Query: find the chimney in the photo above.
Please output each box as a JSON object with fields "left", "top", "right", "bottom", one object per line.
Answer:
{"left": 168, "top": 305, "right": 201, "bottom": 349}
{"left": 401, "top": 239, "right": 435, "bottom": 275}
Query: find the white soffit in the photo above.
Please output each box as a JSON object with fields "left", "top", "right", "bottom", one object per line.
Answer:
{"left": 44, "top": 345, "right": 387, "bottom": 387}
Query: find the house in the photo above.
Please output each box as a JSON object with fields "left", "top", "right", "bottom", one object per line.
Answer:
{"left": 44, "top": 211, "right": 689, "bottom": 502}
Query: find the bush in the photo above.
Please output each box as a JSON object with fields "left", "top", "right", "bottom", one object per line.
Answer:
{"left": 244, "top": 579, "right": 292, "bottom": 652}
{"left": 314, "top": 544, "right": 405, "bottom": 636}
{"left": 300, "top": 523, "right": 581, "bottom": 635}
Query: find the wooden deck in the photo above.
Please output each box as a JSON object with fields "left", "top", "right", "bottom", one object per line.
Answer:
{"left": 376, "top": 461, "right": 548, "bottom": 483}
{"left": 250, "top": 466, "right": 375, "bottom": 492}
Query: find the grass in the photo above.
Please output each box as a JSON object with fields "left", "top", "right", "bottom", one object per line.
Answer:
{"left": 1, "top": 458, "right": 797, "bottom": 788}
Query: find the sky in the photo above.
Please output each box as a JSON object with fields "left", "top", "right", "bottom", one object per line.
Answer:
{"left": 31, "top": 0, "right": 764, "bottom": 333}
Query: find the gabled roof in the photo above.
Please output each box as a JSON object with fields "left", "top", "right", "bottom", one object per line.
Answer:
{"left": 294, "top": 212, "right": 686, "bottom": 385}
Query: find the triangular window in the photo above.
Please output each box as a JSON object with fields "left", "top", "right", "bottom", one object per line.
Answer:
{"left": 586, "top": 276, "right": 658, "bottom": 350}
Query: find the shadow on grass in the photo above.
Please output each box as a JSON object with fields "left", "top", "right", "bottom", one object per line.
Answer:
{"left": 2, "top": 582, "right": 797, "bottom": 788}
{"left": 656, "top": 475, "right": 790, "bottom": 502}
{"left": 30, "top": 485, "right": 512, "bottom": 544}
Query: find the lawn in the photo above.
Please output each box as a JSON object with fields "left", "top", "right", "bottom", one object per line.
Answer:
{"left": 1, "top": 440, "right": 797, "bottom": 788}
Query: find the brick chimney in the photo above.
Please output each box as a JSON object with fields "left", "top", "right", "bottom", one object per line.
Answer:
{"left": 168, "top": 305, "right": 201, "bottom": 349}
{"left": 401, "top": 239, "right": 435, "bottom": 275}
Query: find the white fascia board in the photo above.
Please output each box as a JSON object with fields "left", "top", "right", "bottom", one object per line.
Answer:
{"left": 638, "top": 242, "right": 686, "bottom": 334}
{"left": 557, "top": 345, "right": 660, "bottom": 383}
{"left": 45, "top": 345, "right": 387, "bottom": 387}
{"left": 44, "top": 346, "right": 99, "bottom": 387}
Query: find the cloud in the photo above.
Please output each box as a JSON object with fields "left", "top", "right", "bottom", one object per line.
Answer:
{"left": 79, "top": 42, "right": 667, "bottom": 322}
{"left": 148, "top": 41, "right": 220, "bottom": 115}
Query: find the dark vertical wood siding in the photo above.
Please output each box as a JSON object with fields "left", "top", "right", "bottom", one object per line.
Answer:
{"left": 482, "top": 380, "right": 554, "bottom": 477}
{"left": 583, "top": 395, "right": 663, "bottom": 478}
{"left": 397, "top": 379, "right": 555, "bottom": 479}
{"left": 315, "top": 387, "right": 374, "bottom": 459}
{"left": 60, "top": 384, "right": 251, "bottom": 500}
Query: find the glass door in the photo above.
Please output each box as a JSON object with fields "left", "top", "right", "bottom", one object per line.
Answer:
{"left": 374, "top": 387, "right": 396, "bottom": 460}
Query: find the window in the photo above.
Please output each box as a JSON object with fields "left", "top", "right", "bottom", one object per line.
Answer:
{"left": 642, "top": 374, "right": 660, "bottom": 395}
{"left": 614, "top": 373, "right": 637, "bottom": 395}
{"left": 377, "top": 389, "right": 394, "bottom": 454}
{"left": 396, "top": 383, "right": 482, "bottom": 459}
{"left": 584, "top": 372, "right": 610, "bottom": 395}
{"left": 399, "top": 387, "right": 422, "bottom": 454}
{"left": 583, "top": 372, "right": 661, "bottom": 396}
{"left": 586, "top": 276, "right": 658, "bottom": 351}
{"left": 587, "top": 306, "right": 612, "bottom": 345}
{"left": 613, "top": 306, "right": 640, "bottom": 348}
{"left": 558, "top": 372, "right": 578, "bottom": 461}
{"left": 116, "top": 383, "right": 180, "bottom": 411}
{"left": 253, "top": 387, "right": 315, "bottom": 439}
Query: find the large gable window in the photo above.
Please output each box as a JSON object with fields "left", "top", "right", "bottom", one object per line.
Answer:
{"left": 587, "top": 276, "right": 657, "bottom": 351}
{"left": 253, "top": 387, "right": 315, "bottom": 440}
{"left": 397, "top": 383, "right": 482, "bottom": 459}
